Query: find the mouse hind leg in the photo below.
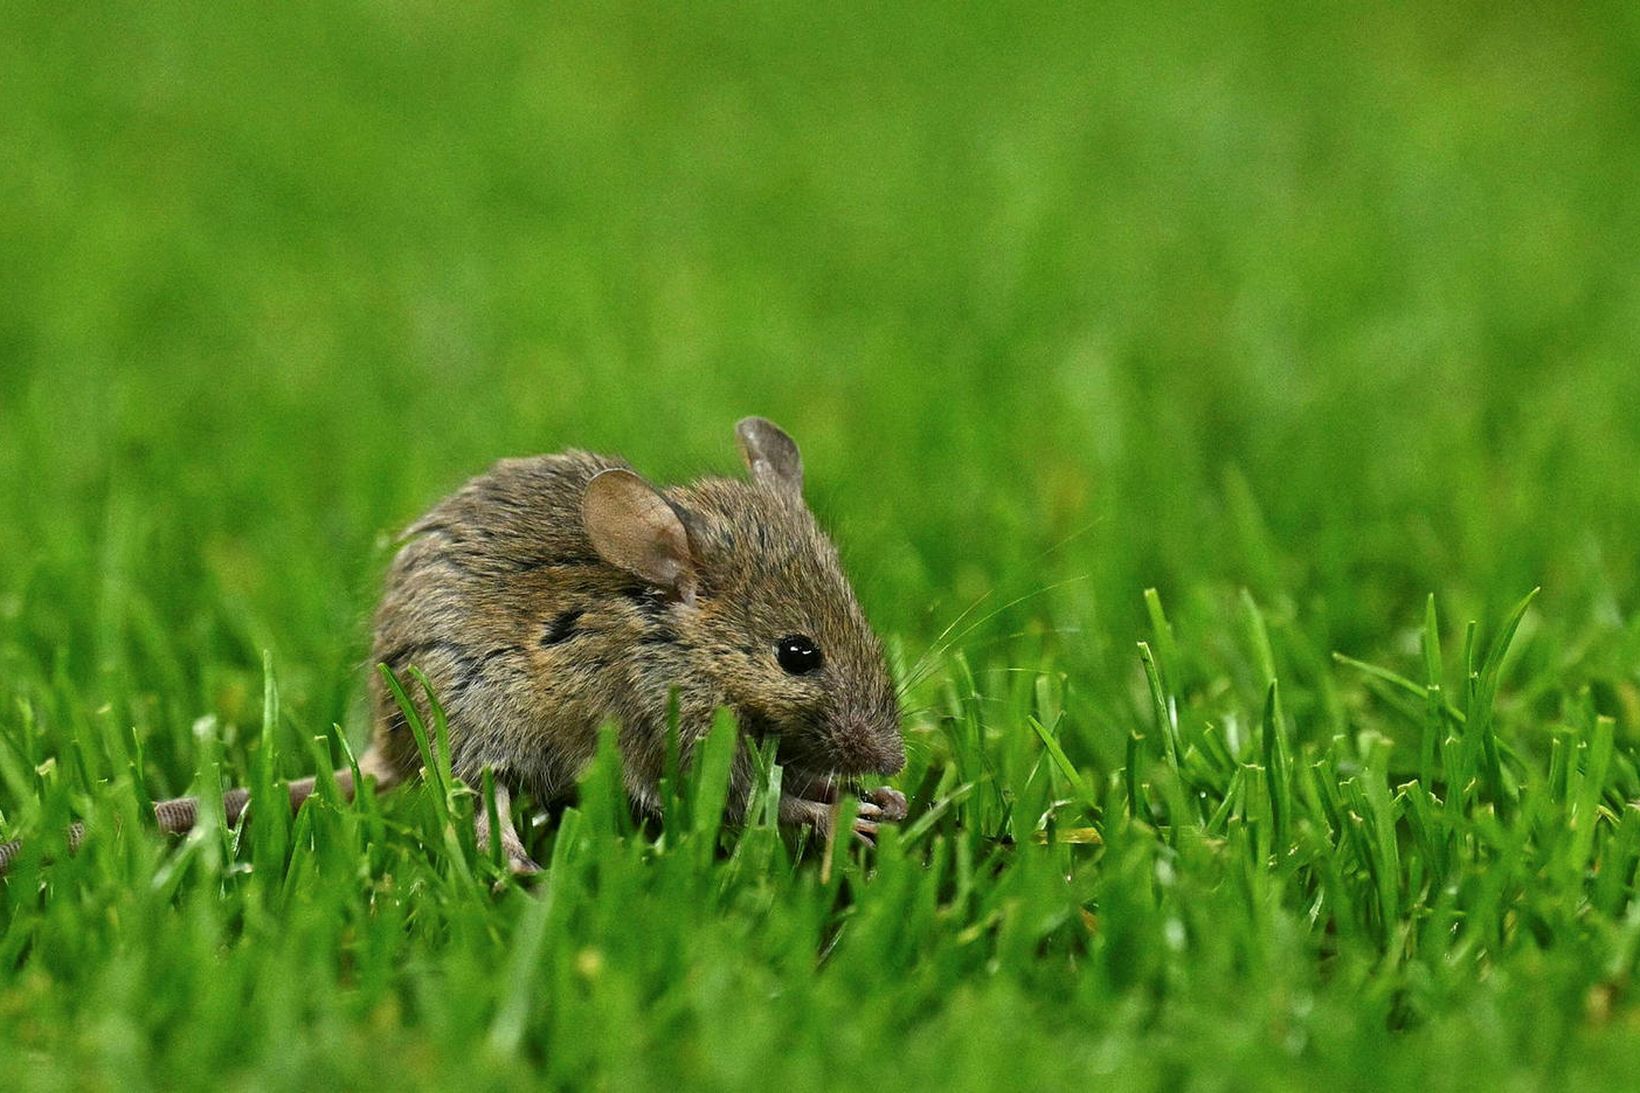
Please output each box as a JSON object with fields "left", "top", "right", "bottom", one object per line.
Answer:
{"left": 473, "top": 780, "right": 541, "bottom": 875}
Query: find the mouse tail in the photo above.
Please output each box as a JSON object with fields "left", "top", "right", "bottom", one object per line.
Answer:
{"left": 0, "top": 751, "right": 402, "bottom": 876}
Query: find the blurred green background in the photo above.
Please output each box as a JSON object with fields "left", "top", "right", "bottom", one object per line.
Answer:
{"left": 6, "top": 0, "right": 1640, "bottom": 1077}
{"left": 6, "top": 2, "right": 1640, "bottom": 722}
{"left": 8, "top": 4, "right": 1640, "bottom": 677}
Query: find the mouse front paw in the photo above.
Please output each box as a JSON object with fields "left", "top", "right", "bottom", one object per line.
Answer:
{"left": 779, "top": 786, "right": 907, "bottom": 845}
{"left": 857, "top": 785, "right": 908, "bottom": 823}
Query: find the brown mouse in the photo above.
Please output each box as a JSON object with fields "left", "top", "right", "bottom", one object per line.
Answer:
{"left": 0, "top": 418, "right": 907, "bottom": 875}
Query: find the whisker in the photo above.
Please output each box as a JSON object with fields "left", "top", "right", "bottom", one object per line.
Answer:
{"left": 896, "top": 624, "right": 1085, "bottom": 697}
{"left": 896, "top": 576, "right": 1092, "bottom": 695}
{"left": 894, "top": 514, "right": 1104, "bottom": 695}
{"left": 1032, "top": 517, "right": 1107, "bottom": 563}
{"left": 899, "top": 585, "right": 998, "bottom": 694}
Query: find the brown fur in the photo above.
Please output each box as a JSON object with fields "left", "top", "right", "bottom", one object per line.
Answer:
{"left": 0, "top": 420, "right": 904, "bottom": 877}
{"left": 367, "top": 419, "right": 905, "bottom": 832}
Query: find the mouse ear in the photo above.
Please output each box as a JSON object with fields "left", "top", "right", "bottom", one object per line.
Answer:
{"left": 735, "top": 416, "right": 803, "bottom": 497}
{"left": 582, "top": 469, "right": 699, "bottom": 604}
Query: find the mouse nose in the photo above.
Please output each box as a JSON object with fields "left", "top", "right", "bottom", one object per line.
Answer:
{"left": 828, "top": 716, "right": 905, "bottom": 775}
{"left": 875, "top": 737, "right": 906, "bottom": 775}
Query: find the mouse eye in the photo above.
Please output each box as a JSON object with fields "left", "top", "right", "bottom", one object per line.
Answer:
{"left": 775, "top": 635, "right": 823, "bottom": 675}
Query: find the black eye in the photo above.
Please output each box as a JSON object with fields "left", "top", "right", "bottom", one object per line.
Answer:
{"left": 775, "top": 635, "right": 823, "bottom": 675}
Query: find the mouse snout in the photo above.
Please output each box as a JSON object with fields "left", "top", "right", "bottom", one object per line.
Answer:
{"left": 871, "top": 721, "right": 906, "bottom": 774}
{"left": 826, "top": 714, "right": 905, "bottom": 776}
{"left": 875, "top": 737, "right": 906, "bottom": 776}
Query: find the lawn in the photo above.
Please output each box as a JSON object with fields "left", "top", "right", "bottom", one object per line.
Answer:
{"left": 5, "top": 1, "right": 1640, "bottom": 1088}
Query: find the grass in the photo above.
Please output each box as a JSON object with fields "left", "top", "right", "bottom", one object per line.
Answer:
{"left": 5, "top": 0, "right": 1640, "bottom": 1087}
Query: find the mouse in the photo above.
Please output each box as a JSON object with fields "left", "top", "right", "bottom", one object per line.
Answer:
{"left": 0, "top": 417, "right": 908, "bottom": 875}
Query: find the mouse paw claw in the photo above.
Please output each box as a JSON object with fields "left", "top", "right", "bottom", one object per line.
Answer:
{"left": 780, "top": 788, "right": 906, "bottom": 847}
{"left": 860, "top": 786, "right": 908, "bottom": 822}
